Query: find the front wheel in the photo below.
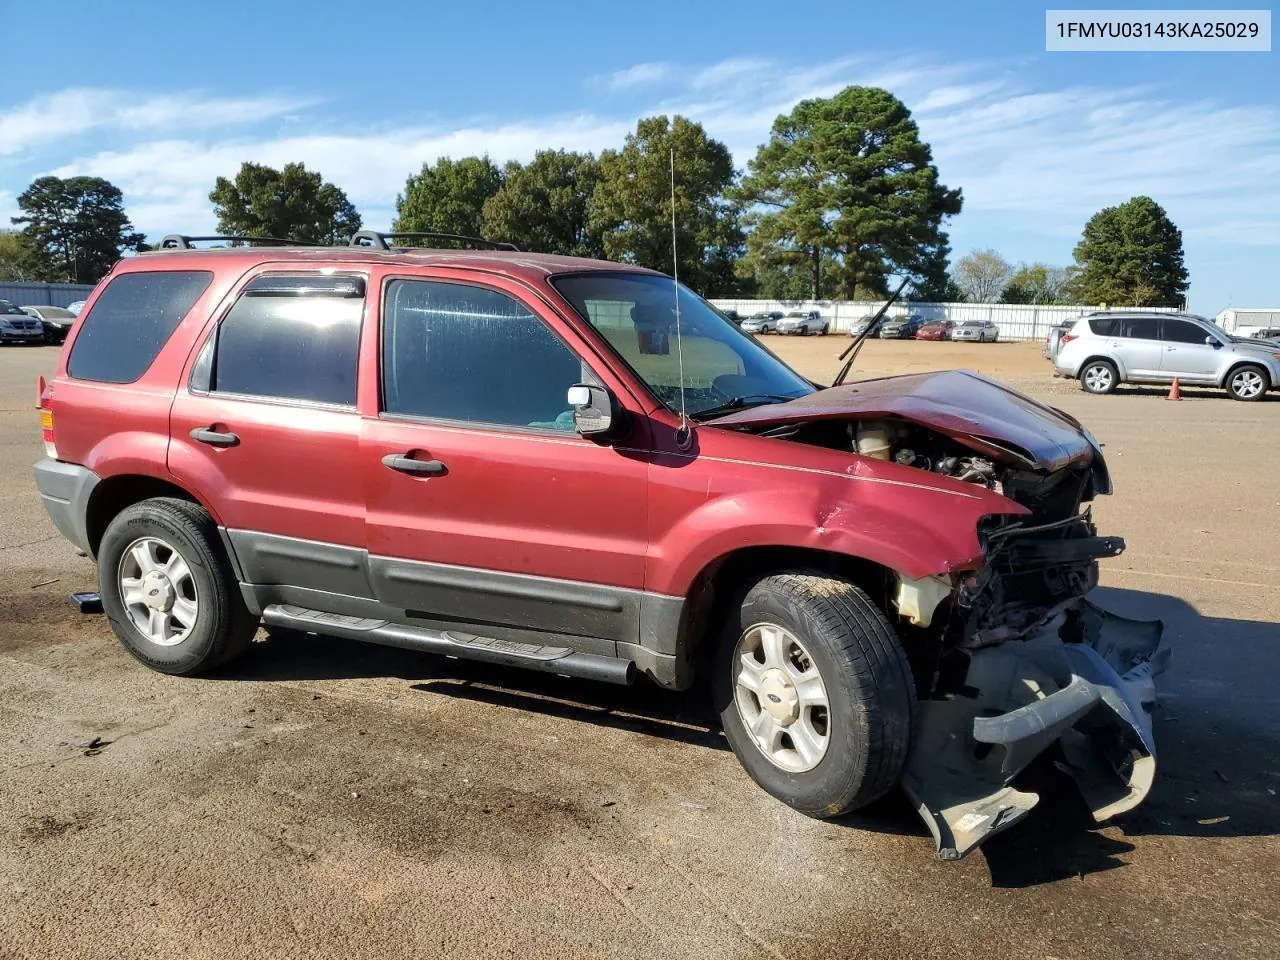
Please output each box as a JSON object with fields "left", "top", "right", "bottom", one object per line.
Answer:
{"left": 714, "top": 572, "right": 917, "bottom": 817}
{"left": 1226, "top": 364, "right": 1269, "bottom": 401}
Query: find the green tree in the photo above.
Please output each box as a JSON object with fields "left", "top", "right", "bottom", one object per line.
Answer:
{"left": 748, "top": 253, "right": 843, "bottom": 300}
{"left": 0, "top": 230, "right": 39, "bottom": 281}
{"left": 394, "top": 156, "right": 503, "bottom": 240}
{"left": 951, "top": 248, "right": 1012, "bottom": 303}
{"left": 733, "top": 86, "right": 962, "bottom": 300}
{"left": 482, "top": 150, "right": 603, "bottom": 257}
{"left": 589, "top": 115, "right": 745, "bottom": 296}
{"left": 1071, "top": 196, "right": 1188, "bottom": 307}
{"left": 907, "top": 238, "right": 966, "bottom": 302}
{"left": 209, "top": 162, "right": 361, "bottom": 245}
{"left": 999, "top": 263, "right": 1073, "bottom": 304}
{"left": 11, "top": 176, "right": 145, "bottom": 283}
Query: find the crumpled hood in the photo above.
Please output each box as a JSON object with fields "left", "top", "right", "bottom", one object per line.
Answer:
{"left": 713, "top": 369, "right": 1096, "bottom": 473}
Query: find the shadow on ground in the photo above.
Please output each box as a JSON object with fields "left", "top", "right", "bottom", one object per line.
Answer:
{"left": 221, "top": 584, "right": 1280, "bottom": 887}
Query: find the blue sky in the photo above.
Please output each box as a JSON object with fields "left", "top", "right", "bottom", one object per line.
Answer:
{"left": 1, "top": 0, "right": 1276, "bottom": 313}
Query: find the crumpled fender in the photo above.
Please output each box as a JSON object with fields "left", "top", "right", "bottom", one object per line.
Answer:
{"left": 646, "top": 436, "right": 1029, "bottom": 595}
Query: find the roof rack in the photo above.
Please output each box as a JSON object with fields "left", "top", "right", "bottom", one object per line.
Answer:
{"left": 349, "top": 230, "right": 519, "bottom": 252}
{"left": 157, "top": 234, "right": 325, "bottom": 250}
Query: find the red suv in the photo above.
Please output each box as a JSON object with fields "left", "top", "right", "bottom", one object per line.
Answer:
{"left": 34, "top": 232, "right": 1166, "bottom": 860}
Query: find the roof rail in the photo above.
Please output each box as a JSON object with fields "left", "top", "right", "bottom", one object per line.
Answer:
{"left": 157, "top": 234, "right": 324, "bottom": 250}
{"left": 349, "top": 230, "right": 519, "bottom": 252}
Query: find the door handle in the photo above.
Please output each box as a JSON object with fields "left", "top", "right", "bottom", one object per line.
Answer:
{"left": 190, "top": 427, "right": 240, "bottom": 448}
{"left": 381, "top": 453, "right": 447, "bottom": 477}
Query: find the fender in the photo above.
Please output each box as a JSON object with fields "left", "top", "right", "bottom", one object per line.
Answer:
{"left": 645, "top": 431, "right": 1029, "bottom": 596}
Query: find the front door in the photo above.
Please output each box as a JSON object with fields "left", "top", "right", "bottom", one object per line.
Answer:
{"left": 1160, "top": 317, "right": 1222, "bottom": 382}
{"left": 361, "top": 273, "right": 650, "bottom": 647}
{"left": 168, "top": 271, "right": 369, "bottom": 595}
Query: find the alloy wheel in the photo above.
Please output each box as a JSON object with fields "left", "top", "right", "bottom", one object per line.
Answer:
{"left": 117, "top": 536, "right": 200, "bottom": 646}
{"left": 733, "top": 622, "right": 830, "bottom": 773}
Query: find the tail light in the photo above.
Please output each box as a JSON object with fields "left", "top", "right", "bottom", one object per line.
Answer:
{"left": 1060, "top": 333, "right": 1078, "bottom": 346}
{"left": 37, "top": 376, "right": 56, "bottom": 458}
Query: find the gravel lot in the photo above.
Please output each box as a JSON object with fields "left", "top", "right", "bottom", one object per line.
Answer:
{"left": 2, "top": 339, "right": 1277, "bottom": 960}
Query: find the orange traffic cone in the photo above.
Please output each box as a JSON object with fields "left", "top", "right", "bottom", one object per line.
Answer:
{"left": 1167, "top": 378, "right": 1182, "bottom": 400}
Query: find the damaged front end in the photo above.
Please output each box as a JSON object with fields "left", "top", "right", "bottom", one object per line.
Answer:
{"left": 715, "top": 372, "right": 1169, "bottom": 859}
{"left": 898, "top": 473, "right": 1169, "bottom": 860}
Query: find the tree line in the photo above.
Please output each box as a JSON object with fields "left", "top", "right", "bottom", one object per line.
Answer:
{"left": 2, "top": 85, "right": 1189, "bottom": 307}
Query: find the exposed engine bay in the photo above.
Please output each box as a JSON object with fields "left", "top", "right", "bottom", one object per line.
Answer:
{"left": 732, "top": 398, "right": 1169, "bottom": 860}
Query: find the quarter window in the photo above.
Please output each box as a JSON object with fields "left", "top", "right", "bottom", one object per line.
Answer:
{"left": 206, "top": 275, "right": 363, "bottom": 406}
{"left": 68, "top": 271, "right": 212, "bottom": 383}
{"left": 381, "top": 279, "right": 585, "bottom": 430}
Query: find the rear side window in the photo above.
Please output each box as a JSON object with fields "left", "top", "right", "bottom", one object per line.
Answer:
{"left": 68, "top": 271, "right": 212, "bottom": 383}
{"left": 1120, "top": 317, "right": 1160, "bottom": 340}
{"left": 381, "top": 279, "right": 584, "bottom": 430}
{"left": 1088, "top": 316, "right": 1118, "bottom": 336}
{"left": 203, "top": 275, "right": 364, "bottom": 407}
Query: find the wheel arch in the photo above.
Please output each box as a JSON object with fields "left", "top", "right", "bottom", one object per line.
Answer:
{"left": 673, "top": 544, "right": 898, "bottom": 684}
{"left": 85, "top": 474, "right": 212, "bottom": 558}
{"left": 1220, "top": 360, "right": 1272, "bottom": 390}
{"left": 1079, "top": 353, "right": 1123, "bottom": 381}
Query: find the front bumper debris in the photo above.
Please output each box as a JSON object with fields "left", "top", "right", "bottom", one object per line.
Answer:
{"left": 902, "top": 600, "right": 1169, "bottom": 860}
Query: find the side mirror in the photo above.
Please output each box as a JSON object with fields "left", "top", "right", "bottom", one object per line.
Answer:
{"left": 1206, "top": 336, "right": 1222, "bottom": 348}
{"left": 568, "top": 384, "right": 625, "bottom": 439}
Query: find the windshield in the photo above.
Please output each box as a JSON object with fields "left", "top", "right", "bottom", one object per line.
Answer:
{"left": 786, "top": 311, "right": 806, "bottom": 318}
{"left": 553, "top": 273, "right": 814, "bottom": 417}
{"left": 0, "top": 301, "right": 25, "bottom": 315}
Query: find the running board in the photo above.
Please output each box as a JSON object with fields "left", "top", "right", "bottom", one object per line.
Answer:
{"left": 261, "top": 604, "right": 636, "bottom": 686}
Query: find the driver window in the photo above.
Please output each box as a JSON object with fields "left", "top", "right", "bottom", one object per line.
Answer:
{"left": 381, "top": 280, "right": 587, "bottom": 431}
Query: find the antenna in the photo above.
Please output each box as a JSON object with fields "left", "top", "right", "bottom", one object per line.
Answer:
{"left": 670, "top": 147, "right": 690, "bottom": 446}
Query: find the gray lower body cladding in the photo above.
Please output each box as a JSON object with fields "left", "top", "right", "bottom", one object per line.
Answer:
{"left": 225, "top": 529, "right": 687, "bottom": 688}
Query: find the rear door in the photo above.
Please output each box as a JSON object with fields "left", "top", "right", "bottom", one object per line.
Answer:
{"left": 168, "top": 271, "right": 371, "bottom": 597}
{"left": 1115, "top": 316, "right": 1164, "bottom": 378}
{"left": 361, "top": 271, "right": 650, "bottom": 648}
{"left": 1160, "top": 317, "right": 1221, "bottom": 382}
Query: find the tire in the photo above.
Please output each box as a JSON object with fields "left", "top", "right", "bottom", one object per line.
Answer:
{"left": 98, "top": 497, "right": 257, "bottom": 675}
{"left": 1080, "top": 359, "right": 1118, "bottom": 394}
{"left": 714, "top": 572, "right": 916, "bottom": 818}
{"left": 1226, "top": 364, "right": 1269, "bottom": 401}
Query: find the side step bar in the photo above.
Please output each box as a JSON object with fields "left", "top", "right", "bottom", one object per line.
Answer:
{"left": 261, "top": 604, "right": 636, "bottom": 686}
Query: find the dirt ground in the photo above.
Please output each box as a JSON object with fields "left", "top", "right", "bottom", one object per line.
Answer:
{"left": 1, "top": 338, "right": 1277, "bottom": 960}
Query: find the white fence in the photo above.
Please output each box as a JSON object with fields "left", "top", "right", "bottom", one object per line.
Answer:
{"left": 709, "top": 299, "right": 1181, "bottom": 342}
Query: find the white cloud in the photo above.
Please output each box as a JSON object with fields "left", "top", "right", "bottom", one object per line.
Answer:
{"left": 7, "top": 56, "right": 1278, "bottom": 310}
{"left": 0, "top": 88, "right": 315, "bottom": 157}
{"left": 604, "top": 62, "right": 671, "bottom": 91}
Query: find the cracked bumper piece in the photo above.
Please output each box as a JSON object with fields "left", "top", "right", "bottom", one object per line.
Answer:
{"left": 901, "top": 601, "right": 1168, "bottom": 860}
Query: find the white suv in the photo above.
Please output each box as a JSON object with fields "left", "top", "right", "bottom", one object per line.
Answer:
{"left": 1055, "top": 311, "right": 1280, "bottom": 401}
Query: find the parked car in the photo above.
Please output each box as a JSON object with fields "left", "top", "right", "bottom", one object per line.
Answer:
{"left": 0, "top": 299, "right": 45, "bottom": 344}
{"left": 1054, "top": 311, "right": 1280, "bottom": 401}
{"left": 739, "top": 311, "right": 782, "bottom": 334}
{"left": 1249, "top": 327, "right": 1280, "bottom": 344}
{"left": 915, "top": 320, "right": 953, "bottom": 341}
{"left": 66, "top": 300, "right": 86, "bottom": 316}
{"left": 721, "top": 308, "right": 741, "bottom": 326}
{"left": 33, "top": 232, "right": 1164, "bottom": 860}
{"left": 951, "top": 319, "right": 999, "bottom": 342}
{"left": 878, "top": 314, "right": 924, "bottom": 339}
{"left": 21, "top": 305, "right": 77, "bottom": 344}
{"left": 848, "top": 314, "right": 877, "bottom": 337}
{"left": 775, "top": 310, "right": 829, "bottom": 336}
{"left": 1044, "top": 319, "right": 1078, "bottom": 359}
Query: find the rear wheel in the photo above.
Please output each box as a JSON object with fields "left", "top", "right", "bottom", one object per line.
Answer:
{"left": 1226, "top": 364, "right": 1269, "bottom": 401}
{"left": 714, "top": 572, "right": 916, "bottom": 817}
{"left": 1081, "top": 359, "right": 1118, "bottom": 394}
{"left": 98, "top": 497, "right": 257, "bottom": 675}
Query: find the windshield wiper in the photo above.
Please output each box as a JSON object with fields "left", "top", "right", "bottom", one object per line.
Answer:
{"left": 831, "top": 276, "right": 912, "bottom": 388}
{"left": 691, "top": 394, "right": 799, "bottom": 421}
